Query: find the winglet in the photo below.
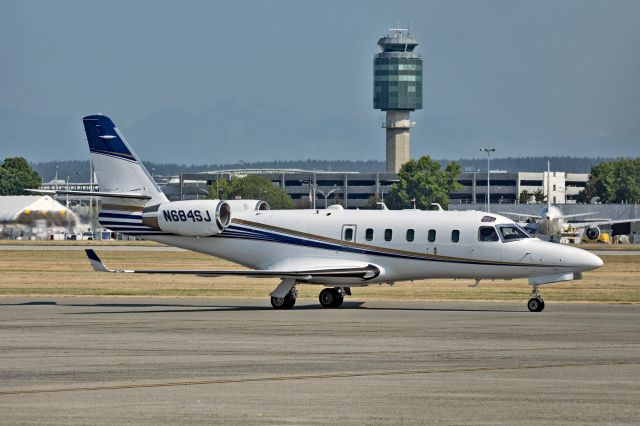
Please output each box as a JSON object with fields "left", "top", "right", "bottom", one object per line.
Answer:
{"left": 85, "top": 249, "right": 111, "bottom": 272}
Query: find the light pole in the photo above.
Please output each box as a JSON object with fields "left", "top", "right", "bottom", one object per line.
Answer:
{"left": 479, "top": 148, "right": 496, "bottom": 212}
{"left": 319, "top": 187, "right": 340, "bottom": 208}
{"left": 311, "top": 184, "right": 340, "bottom": 208}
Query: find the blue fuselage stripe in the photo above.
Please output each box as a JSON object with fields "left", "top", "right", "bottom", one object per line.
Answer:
{"left": 99, "top": 212, "right": 142, "bottom": 219}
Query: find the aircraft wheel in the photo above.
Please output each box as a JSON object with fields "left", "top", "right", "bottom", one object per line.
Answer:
{"left": 271, "top": 293, "right": 296, "bottom": 310}
{"left": 319, "top": 288, "right": 343, "bottom": 308}
{"left": 332, "top": 293, "right": 344, "bottom": 307}
{"left": 527, "top": 297, "right": 544, "bottom": 312}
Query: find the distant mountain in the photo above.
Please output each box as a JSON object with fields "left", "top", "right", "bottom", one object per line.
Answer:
{"left": 2, "top": 107, "right": 635, "bottom": 169}
{"left": 0, "top": 104, "right": 379, "bottom": 165}
{"left": 31, "top": 156, "right": 621, "bottom": 183}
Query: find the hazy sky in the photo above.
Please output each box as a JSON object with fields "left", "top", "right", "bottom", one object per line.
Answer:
{"left": 1, "top": 0, "right": 639, "bottom": 163}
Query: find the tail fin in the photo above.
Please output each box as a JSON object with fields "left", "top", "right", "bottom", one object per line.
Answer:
{"left": 547, "top": 159, "right": 551, "bottom": 209}
{"left": 83, "top": 115, "right": 168, "bottom": 205}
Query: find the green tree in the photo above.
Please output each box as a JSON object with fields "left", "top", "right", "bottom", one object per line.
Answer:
{"left": 519, "top": 190, "right": 532, "bottom": 204}
{"left": 577, "top": 158, "right": 640, "bottom": 203}
{"left": 0, "top": 157, "right": 42, "bottom": 195}
{"left": 532, "top": 189, "right": 546, "bottom": 203}
{"left": 386, "top": 156, "right": 462, "bottom": 210}
{"left": 209, "top": 175, "right": 296, "bottom": 209}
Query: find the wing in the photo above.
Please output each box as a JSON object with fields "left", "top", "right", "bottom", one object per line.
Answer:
{"left": 558, "top": 212, "right": 598, "bottom": 220}
{"left": 569, "top": 218, "right": 640, "bottom": 228}
{"left": 498, "top": 211, "right": 543, "bottom": 220}
{"left": 85, "top": 249, "right": 380, "bottom": 281}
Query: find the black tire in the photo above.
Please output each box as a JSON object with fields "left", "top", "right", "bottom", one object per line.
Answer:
{"left": 271, "top": 294, "right": 296, "bottom": 310}
{"left": 527, "top": 297, "right": 544, "bottom": 312}
{"left": 319, "top": 288, "right": 344, "bottom": 308}
{"left": 319, "top": 288, "right": 334, "bottom": 308}
{"left": 332, "top": 293, "right": 344, "bottom": 308}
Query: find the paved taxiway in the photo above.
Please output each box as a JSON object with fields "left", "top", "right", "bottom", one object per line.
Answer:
{"left": 0, "top": 298, "right": 638, "bottom": 424}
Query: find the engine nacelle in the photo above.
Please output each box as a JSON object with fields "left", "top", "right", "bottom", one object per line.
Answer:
{"left": 224, "top": 199, "right": 270, "bottom": 211}
{"left": 142, "top": 200, "right": 231, "bottom": 237}
{"left": 585, "top": 226, "right": 601, "bottom": 241}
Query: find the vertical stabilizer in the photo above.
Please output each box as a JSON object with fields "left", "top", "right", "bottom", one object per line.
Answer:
{"left": 547, "top": 160, "right": 551, "bottom": 209}
{"left": 83, "top": 115, "right": 168, "bottom": 205}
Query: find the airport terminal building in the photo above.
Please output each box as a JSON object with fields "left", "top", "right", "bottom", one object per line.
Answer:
{"left": 449, "top": 171, "right": 589, "bottom": 205}
{"left": 161, "top": 169, "right": 589, "bottom": 208}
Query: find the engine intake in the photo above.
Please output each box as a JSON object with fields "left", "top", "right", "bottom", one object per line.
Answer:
{"left": 142, "top": 200, "right": 231, "bottom": 237}
{"left": 585, "top": 226, "right": 600, "bottom": 241}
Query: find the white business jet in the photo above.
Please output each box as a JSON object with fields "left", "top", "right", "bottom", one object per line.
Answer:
{"left": 34, "top": 115, "right": 603, "bottom": 312}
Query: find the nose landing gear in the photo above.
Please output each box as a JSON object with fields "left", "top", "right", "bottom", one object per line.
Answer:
{"left": 527, "top": 285, "right": 545, "bottom": 312}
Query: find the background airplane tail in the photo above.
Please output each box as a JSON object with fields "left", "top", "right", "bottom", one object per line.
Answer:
{"left": 83, "top": 115, "right": 168, "bottom": 206}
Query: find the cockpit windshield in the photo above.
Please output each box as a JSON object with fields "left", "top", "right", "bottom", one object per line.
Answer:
{"left": 497, "top": 224, "right": 531, "bottom": 241}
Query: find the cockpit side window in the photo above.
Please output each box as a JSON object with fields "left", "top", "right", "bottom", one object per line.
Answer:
{"left": 498, "top": 224, "right": 530, "bottom": 241}
{"left": 478, "top": 226, "right": 500, "bottom": 242}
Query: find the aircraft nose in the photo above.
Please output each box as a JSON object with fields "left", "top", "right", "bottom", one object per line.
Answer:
{"left": 574, "top": 249, "right": 603, "bottom": 271}
{"left": 587, "top": 252, "right": 604, "bottom": 269}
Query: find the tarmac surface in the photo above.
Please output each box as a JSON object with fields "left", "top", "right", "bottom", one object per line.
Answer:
{"left": 0, "top": 297, "right": 638, "bottom": 424}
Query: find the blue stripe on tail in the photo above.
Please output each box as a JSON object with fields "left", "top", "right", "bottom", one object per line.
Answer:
{"left": 83, "top": 115, "right": 134, "bottom": 159}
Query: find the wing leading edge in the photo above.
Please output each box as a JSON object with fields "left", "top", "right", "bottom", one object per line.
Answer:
{"left": 85, "top": 249, "right": 380, "bottom": 281}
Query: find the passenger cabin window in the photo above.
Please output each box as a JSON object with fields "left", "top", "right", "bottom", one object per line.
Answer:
{"left": 384, "top": 229, "right": 393, "bottom": 241}
{"left": 478, "top": 226, "right": 500, "bottom": 242}
{"left": 344, "top": 228, "right": 354, "bottom": 241}
{"left": 451, "top": 230, "right": 460, "bottom": 243}
{"left": 406, "top": 229, "right": 415, "bottom": 242}
{"left": 428, "top": 229, "right": 436, "bottom": 242}
{"left": 498, "top": 225, "right": 530, "bottom": 241}
{"left": 365, "top": 228, "right": 374, "bottom": 241}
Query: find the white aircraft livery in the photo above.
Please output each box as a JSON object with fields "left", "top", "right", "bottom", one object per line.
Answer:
{"left": 39, "top": 115, "right": 604, "bottom": 312}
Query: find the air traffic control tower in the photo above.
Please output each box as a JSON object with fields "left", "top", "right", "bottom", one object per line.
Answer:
{"left": 374, "top": 29, "right": 423, "bottom": 173}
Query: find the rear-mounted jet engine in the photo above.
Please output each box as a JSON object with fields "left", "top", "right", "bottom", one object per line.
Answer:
{"left": 142, "top": 200, "right": 231, "bottom": 236}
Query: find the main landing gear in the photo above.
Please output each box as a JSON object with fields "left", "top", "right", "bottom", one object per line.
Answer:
{"left": 319, "top": 287, "right": 350, "bottom": 308}
{"left": 527, "top": 285, "right": 545, "bottom": 312}
{"left": 269, "top": 281, "right": 352, "bottom": 310}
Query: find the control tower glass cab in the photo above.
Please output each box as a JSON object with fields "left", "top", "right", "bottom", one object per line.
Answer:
{"left": 373, "top": 29, "right": 423, "bottom": 173}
